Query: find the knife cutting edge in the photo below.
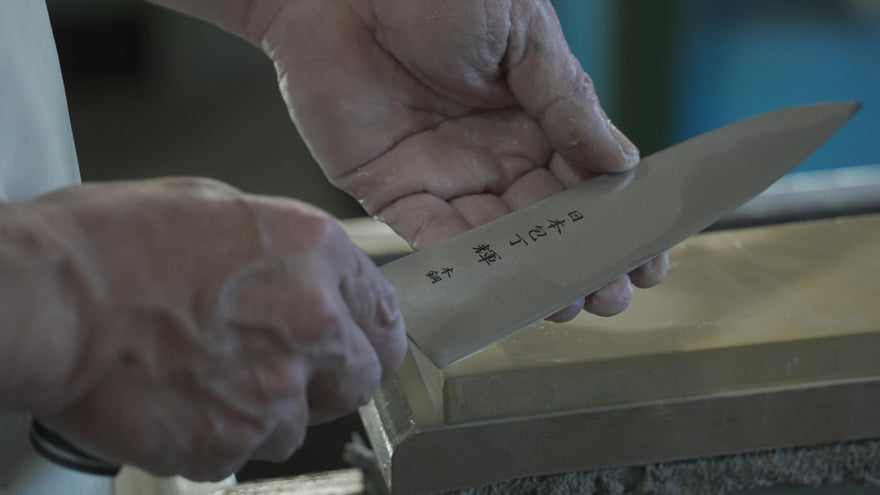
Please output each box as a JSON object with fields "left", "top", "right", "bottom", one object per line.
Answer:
{"left": 380, "top": 102, "right": 861, "bottom": 369}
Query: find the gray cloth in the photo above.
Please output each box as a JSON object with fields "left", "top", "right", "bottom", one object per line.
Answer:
{"left": 346, "top": 437, "right": 880, "bottom": 495}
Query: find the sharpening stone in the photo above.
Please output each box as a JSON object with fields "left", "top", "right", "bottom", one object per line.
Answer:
{"left": 344, "top": 214, "right": 880, "bottom": 494}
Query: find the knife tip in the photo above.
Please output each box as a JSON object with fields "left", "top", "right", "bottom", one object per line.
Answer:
{"left": 848, "top": 101, "right": 864, "bottom": 115}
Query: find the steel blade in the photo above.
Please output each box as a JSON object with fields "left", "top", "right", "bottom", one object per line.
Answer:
{"left": 381, "top": 102, "right": 860, "bottom": 368}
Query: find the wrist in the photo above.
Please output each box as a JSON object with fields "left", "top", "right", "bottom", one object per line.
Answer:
{"left": 0, "top": 197, "right": 115, "bottom": 415}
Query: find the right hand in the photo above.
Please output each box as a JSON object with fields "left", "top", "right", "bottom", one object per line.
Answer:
{"left": 256, "top": 0, "right": 668, "bottom": 319}
{"left": 19, "top": 178, "right": 406, "bottom": 481}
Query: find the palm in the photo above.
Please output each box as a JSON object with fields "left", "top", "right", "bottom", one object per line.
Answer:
{"left": 263, "top": 0, "right": 665, "bottom": 315}
{"left": 342, "top": 103, "right": 573, "bottom": 249}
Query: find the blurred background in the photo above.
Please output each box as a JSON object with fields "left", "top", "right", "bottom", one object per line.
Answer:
{"left": 44, "top": 0, "right": 880, "bottom": 482}
{"left": 45, "top": 0, "right": 366, "bottom": 219}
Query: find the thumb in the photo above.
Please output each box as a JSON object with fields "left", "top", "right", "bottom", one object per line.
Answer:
{"left": 504, "top": 1, "right": 639, "bottom": 176}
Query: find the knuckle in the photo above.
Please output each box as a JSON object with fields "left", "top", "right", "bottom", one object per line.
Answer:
{"left": 312, "top": 214, "right": 350, "bottom": 254}
{"left": 268, "top": 204, "right": 349, "bottom": 260}
{"left": 375, "top": 277, "right": 403, "bottom": 329}
{"left": 288, "top": 203, "right": 337, "bottom": 241}
{"left": 266, "top": 281, "right": 348, "bottom": 344}
{"left": 254, "top": 358, "right": 309, "bottom": 404}
{"left": 579, "top": 73, "right": 597, "bottom": 97}
{"left": 303, "top": 292, "right": 347, "bottom": 339}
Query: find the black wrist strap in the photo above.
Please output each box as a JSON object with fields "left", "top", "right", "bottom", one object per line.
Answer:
{"left": 29, "top": 421, "right": 121, "bottom": 477}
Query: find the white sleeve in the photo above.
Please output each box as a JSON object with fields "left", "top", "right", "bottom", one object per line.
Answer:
{"left": 0, "top": 0, "right": 81, "bottom": 202}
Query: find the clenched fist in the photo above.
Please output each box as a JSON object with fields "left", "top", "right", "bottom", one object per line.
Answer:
{"left": 0, "top": 178, "right": 406, "bottom": 481}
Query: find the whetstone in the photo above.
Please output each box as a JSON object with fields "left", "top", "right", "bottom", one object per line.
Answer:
{"left": 413, "top": 214, "right": 880, "bottom": 424}
{"left": 350, "top": 215, "right": 880, "bottom": 494}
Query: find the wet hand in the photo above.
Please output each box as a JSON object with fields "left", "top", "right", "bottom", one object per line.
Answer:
{"left": 30, "top": 178, "right": 406, "bottom": 481}
{"left": 260, "top": 0, "right": 667, "bottom": 317}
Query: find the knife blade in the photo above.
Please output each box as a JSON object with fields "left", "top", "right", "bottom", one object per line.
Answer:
{"left": 380, "top": 102, "right": 860, "bottom": 369}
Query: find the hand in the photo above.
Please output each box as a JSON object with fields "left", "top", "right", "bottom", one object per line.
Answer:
{"left": 24, "top": 178, "right": 405, "bottom": 481}
{"left": 259, "top": 0, "right": 668, "bottom": 318}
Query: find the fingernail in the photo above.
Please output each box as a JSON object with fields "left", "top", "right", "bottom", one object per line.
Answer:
{"left": 608, "top": 120, "right": 640, "bottom": 165}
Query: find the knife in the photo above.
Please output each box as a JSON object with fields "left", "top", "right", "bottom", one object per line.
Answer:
{"left": 379, "top": 102, "right": 860, "bottom": 369}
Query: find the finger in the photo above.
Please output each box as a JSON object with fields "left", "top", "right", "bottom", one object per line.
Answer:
{"left": 345, "top": 109, "right": 551, "bottom": 224}
{"left": 584, "top": 275, "right": 633, "bottom": 317}
{"left": 629, "top": 252, "right": 670, "bottom": 288}
{"left": 545, "top": 297, "right": 585, "bottom": 323}
{"left": 231, "top": 217, "right": 393, "bottom": 425}
{"left": 449, "top": 194, "right": 511, "bottom": 228}
{"left": 378, "top": 154, "right": 565, "bottom": 248}
{"left": 306, "top": 324, "right": 382, "bottom": 425}
{"left": 250, "top": 402, "right": 309, "bottom": 463}
{"left": 547, "top": 152, "right": 601, "bottom": 189}
{"left": 179, "top": 359, "right": 310, "bottom": 480}
{"left": 237, "top": 358, "right": 311, "bottom": 463}
{"left": 501, "top": 167, "right": 565, "bottom": 211}
{"left": 381, "top": 167, "right": 566, "bottom": 248}
{"left": 504, "top": 2, "right": 639, "bottom": 174}
{"left": 380, "top": 193, "right": 473, "bottom": 248}
{"left": 338, "top": 245, "right": 407, "bottom": 381}
{"left": 304, "top": 232, "right": 394, "bottom": 423}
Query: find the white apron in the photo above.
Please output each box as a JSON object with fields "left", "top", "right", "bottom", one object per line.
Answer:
{"left": 0, "top": 1, "right": 97, "bottom": 493}
{"left": 0, "top": 0, "right": 80, "bottom": 202}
